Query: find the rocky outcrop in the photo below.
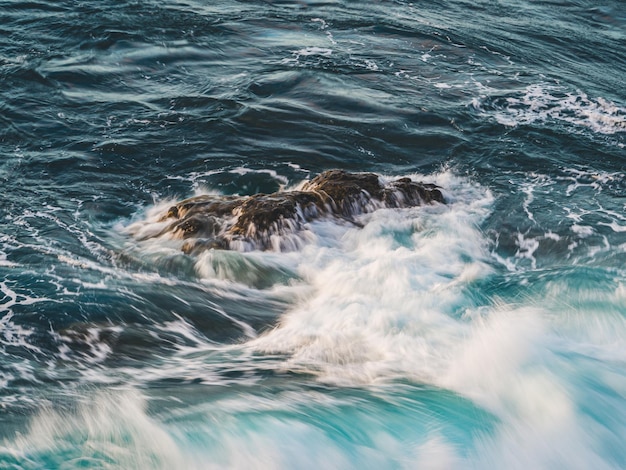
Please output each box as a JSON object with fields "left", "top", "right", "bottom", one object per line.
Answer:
{"left": 143, "top": 170, "right": 444, "bottom": 252}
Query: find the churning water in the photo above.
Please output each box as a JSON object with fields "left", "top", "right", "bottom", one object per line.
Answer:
{"left": 0, "top": 0, "right": 625, "bottom": 468}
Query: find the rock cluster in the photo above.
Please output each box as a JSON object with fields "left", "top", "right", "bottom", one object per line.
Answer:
{"left": 147, "top": 170, "right": 444, "bottom": 252}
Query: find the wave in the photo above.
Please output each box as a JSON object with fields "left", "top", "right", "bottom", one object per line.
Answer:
{"left": 2, "top": 168, "right": 625, "bottom": 468}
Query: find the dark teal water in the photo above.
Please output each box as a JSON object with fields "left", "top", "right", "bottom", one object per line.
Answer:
{"left": 1, "top": 1, "right": 625, "bottom": 468}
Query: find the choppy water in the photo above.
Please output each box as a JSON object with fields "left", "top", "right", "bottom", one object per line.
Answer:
{"left": 1, "top": 0, "right": 625, "bottom": 468}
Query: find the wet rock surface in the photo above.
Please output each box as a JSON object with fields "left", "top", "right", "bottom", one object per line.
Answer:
{"left": 148, "top": 170, "right": 445, "bottom": 252}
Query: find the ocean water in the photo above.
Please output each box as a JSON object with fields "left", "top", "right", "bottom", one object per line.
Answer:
{"left": 0, "top": 0, "right": 625, "bottom": 468}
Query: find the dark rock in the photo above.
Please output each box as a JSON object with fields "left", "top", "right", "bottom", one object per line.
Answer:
{"left": 302, "top": 170, "right": 385, "bottom": 216}
{"left": 231, "top": 192, "right": 322, "bottom": 237}
{"left": 148, "top": 170, "right": 444, "bottom": 252}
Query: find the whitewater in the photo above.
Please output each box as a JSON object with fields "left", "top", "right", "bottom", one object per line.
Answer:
{"left": 0, "top": 0, "right": 624, "bottom": 468}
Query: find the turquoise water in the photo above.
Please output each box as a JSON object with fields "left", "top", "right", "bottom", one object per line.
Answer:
{"left": 0, "top": 0, "right": 625, "bottom": 468}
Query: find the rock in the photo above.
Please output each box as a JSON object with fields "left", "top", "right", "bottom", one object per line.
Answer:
{"left": 148, "top": 170, "right": 444, "bottom": 252}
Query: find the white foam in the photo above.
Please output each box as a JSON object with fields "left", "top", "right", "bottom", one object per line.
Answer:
{"left": 311, "top": 18, "right": 328, "bottom": 29}
{"left": 166, "top": 169, "right": 225, "bottom": 192}
{"left": 0, "top": 252, "right": 16, "bottom": 267}
{"left": 514, "top": 232, "right": 540, "bottom": 268}
{"left": 52, "top": 326, "right": 114, "bottom": 365}
{"left": 115, "top": 169, "right": 626, "bottom": 468}
{"left": 1, "top": 390, "right": 187, "bottom": 469}
{"left": 559, "top": 167, "right": 622, "bottom": 196}
{"left": 229, "top": 167, "right": 289, "bottom": 186}
{"left": 248, "top": 170, "right": 494, "bottom": 384}
{"left": 363, "top": 59, "right": 379, "bottom": 71}
{"left": 601, "top": 221, "right": 626, "bottom": 233}
{"left": 458, "top": 291, "right": 626, "bottom": 469}
{"left": 292, "top": 47, "right": 333, "bottom": 57}
{"left": 123, "top": 199, "right": 179, "bottom": 241}
{"left": 413, "top": 436, "right": 462, "bottom": 470}
{"left": 475, "top": 83, "right": 626, "bottom": 136}
{"left": 0, "top": 282, "right": 48, "bottom": 355}
{"left": 571, "top": 224, "right": 594, "bottom": 237}
{"left": 215, "top": 169, "right": 622, "bottom": 468}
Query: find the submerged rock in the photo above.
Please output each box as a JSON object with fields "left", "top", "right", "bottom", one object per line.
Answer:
{"left": 144, "top": 170, "right": 444, "bottom": 252}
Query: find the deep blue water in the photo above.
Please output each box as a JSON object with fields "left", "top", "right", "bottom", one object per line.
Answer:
{"left": 0, "top": 0, "right": 625, "bottom": 468}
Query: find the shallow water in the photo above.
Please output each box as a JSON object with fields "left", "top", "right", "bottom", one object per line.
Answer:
{"left": 0, "top": 0, "right": 625, "bottom": 468}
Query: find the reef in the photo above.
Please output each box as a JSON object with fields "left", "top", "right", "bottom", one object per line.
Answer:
{"left": 140, "top": 170, "right": 445, "bottom": 252}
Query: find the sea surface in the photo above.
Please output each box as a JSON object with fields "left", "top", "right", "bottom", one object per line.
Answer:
{"left": 0, "top": 0, "right": 625, "bottom": 468}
